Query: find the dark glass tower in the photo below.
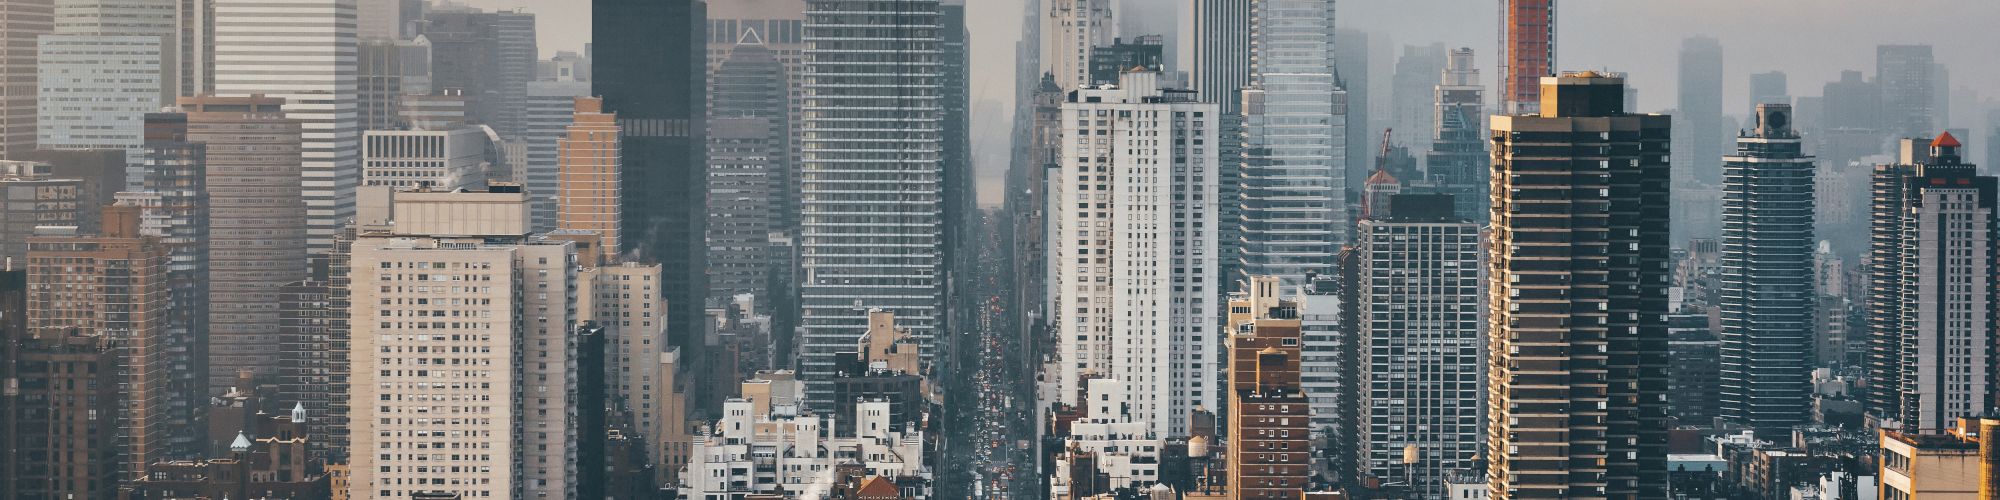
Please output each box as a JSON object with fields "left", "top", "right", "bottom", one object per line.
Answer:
{"left": 1717, "top": 104, "right": 1816, "bottom": 433}
{"left": 592, "top": 0, "right": 707, "bottom": 351}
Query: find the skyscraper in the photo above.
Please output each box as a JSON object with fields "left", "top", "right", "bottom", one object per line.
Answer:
{"left": 1865, "top": 133, "right": 1996, "bottom": 433}
{"left": 421, "top": 8, "right": 537, "bottom": 139}
{"left": 1390, "top": 43, "right": 1447, "bottom": 159}
{"left": 1045, "top": 0, "right": 1111, "bottom": 91}
{"left": 592, "top": 0, "right": 707, "bottom": 352}
{"left": 1225, "top": 277, "right": 1312, "bottom": 499}
{"left": 797, "top": 0, "right": 945, "bottom": 411}
{"left": 27, "top": 205, "right": 169, "bottom": 483}
{"left": 1499, "top": 0, "right": 1554, "bottom": 114}
{"left": 557, "top": 97, "right": 622, "bottom": 266}
{"left": 211, "top": 0, "right": 359, "bottom": 254}
{"left": 1192, "top": 0, "right": 1250, "bottom": 293}
{"left": 1237, "top": 0, "right": 1346, "bottom": 291}
{"left": 181, "top": 95, "right": 307, "bottom": 391}
{"left": 35, "top": 32, "right": 164, "bottom": 170}
{"left": 1749, "top": 71, "right": 1790, "bottom": 110}
{"left": 1489, "top": 72, "right": 1670, "bottom": 499}
{"left": 0, "top": 160, "right": 81, "bottom": 264}
{"left": 360, "top": 126, "right": 488, "bottom": 191}
{"left": 522, "top": 80, "right": 589, "bottom": 231}
{"left": 131, "top": 112, "right": 211, "bottom": 457}
{"left": 1049, "top": 70, "right": 1218, "bottom": 438}
{"left": 0, "top": 0, "right": 53, "bottom": 158}
{"left": 705, "top": 39, "right": 787, "bottom": 307}
{"left": 1717, "top": 104, "right": 1816, "bottom": 433}
{"left": 1675, "top": 35, "right": 1724, "bottom": 244}
{"left": 1878, "top": 45, "right": 1936, "bottom": 138}
{"left": 346, "top": 187, "right": 580, "bottom": 500}
{"left": 1357, "top": 194, "right": 1482, "bottom": 498}
{"left": 1429, "top": 48, "right": 1488, "bottom": 222}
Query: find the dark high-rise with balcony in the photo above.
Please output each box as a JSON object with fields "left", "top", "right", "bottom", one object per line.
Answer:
{"left": 1717, "top": 104, "right": 1816, "bottom": 434}
{"left": 1488, "top": 72, "right": 1670, "bottom": 499}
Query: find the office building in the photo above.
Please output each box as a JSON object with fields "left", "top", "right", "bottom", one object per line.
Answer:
{"left": 1878, "top": 45, "right": 1936, "bottom": 137}
{"left": 797, "top": 0, "right": 945, "bottom": 411}
{"left": 345, "top": 187, "right": 580, "bottom": 500}
{"left": 1675, "top": 38, "right": 1725, "bottom": 246}
{"left": 357, "top": 38, "right": 432, "bottom": 132}
{"left": 703, "top": 0, "right": 805, "bottom": 239}
{"left": 361, "top": 126, "right": 488, "bottom": 190}
{"left": 1335, "top": 29, "right": 1373, "bottom": 205}
{"left": 1048, "top": 70, "right": 1218, "bottom": 438}
{"left": 1190, "top": 0, "right": 1251, "bottom": 292}
{"left": 705, "top": 37, "right": 788, "bottom": 307}
{"left": 0, "top": 160, "right": 81, "bottom": 264}
{"left": 1299, "top": 276, "right": 1347, "bottom": 466}
{"left": 0, "top": 0, "right": 52, "bottom": 158}
{"left": 180, "top": 95, "right": 307, "bottom": 390}
{"left": 592, "top": 0, "right": 706, "bottom": 353}
{"left": 211, "top": 0, "right": 358, "bottom": 254}
{"left": 355, "top": 0, "right": 410, "bottom": 41}
{"left": 421, "top": 9, "right": 536, "bottom": 139}
{"left": 1864, "top": 133, "right": 1996, "bottom": 433}
{"left": 1225, "top": 277, "right": 1312, "bottom": 499}
{"left": 520, "top": 80, "right": 589, "bottom": 231}
{"left": 1429, "top": 48, "right": 1488, "bottom": 222}
{"left": 1391, "top": 43, "right": 1447, "bottom": 160}
{"left": 1045, "top": 0, "right": 1111, "bottom": 91}
{"left": 27, "top": 206, "right": 169, "bottom": 483}
{"left": 1488, "top": 72, "right": 1671, "bottom": 498}
{"left": 1717, "top": 104, "right": 1816, "bottom": 433}
{"left": 1500, "top": 0, "right": 1554, "bottom": 114}
{"left": 577, "top": 260, "right": 683, "bottom": 485}
{"left": 1087, "top": 35, "right": 1164, "bottom": 86}
{"left": 128, "top": 112, "right": 211, "bottom": 457}
{"left": 1750, "top": 71, "right": 1789, "bottom": 110}
{"left": 34, "top": 34, "right": 162, "bottom": 168}
{"left": 556, "top": 96, "right": 620, "bottom": 263}
{"left": 1357, "top": 194, "right": 1482, "bottom": 497}
{"left": 1238, "top": 0, "right": 1347, "bottom": 291}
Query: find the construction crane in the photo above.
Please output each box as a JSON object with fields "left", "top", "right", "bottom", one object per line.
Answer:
{"left": 1375, "top": 127, "right": 1395, "bottom": 171}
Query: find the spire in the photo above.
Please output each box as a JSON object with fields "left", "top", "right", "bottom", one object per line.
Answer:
{"left": 231, "top": 431, "right": 252, "bottom": 453}
{"left": 1933, "top": 131, "right": 1962, "bottom": 149}
{"left": 292, "top": 402, "right": 307, "bottom": 422}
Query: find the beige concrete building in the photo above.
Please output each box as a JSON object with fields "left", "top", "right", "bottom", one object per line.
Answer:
{"left": 26, "top": 205, "right": 167, "bottom": 482}
{"left": 556, "top": 96, "right": 620, "bottom": 262}
{"left": 182, "top": 94, "right": 308, "bottom": 389}
{"left": 1877, "top": 417, "right": 2000, "bottom": 500}
{"left": 346, "top": 186, "right": 580, "bottom": 500}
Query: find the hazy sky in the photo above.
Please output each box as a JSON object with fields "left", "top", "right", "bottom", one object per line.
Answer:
{"left": 467, "top": 0, "right": 2000, "bottom": 205}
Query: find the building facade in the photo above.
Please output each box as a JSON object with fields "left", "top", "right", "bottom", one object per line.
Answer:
{"left": 0, "top": 0, "right": 53, "bottom": 158}
{"left": 1236, "top": 0, "right": 1347, "bottom": 292}
{"left": 1049, "top": 70, "right": 1218, "bottom": 438}
{"left": 1044, "top": 0, "right": 1111, "bottom": 91}
{"left": 1428, "top": 48, "right": 1488, "bottom": 222}
{"left": 555, "top": 96, "right": 620, "bottom": 263}
{"left": 1225, "top": 277, "right": 1313, "bottom": 499}
{"left": 1716, "top": 104, "right": 1817, "bottom": 433}
{"left": 1488, "top": 73, "right": 1671, "bottom": 499}
{"left": 0, "top": 160, "right": 81, "bottom": 264}
{"left": 360, "top": 127, "right": 487, "bottom": 190}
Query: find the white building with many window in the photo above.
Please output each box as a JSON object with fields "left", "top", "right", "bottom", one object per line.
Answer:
{"left": 1049, "top": 69, "right": 1218, "bottom": 438}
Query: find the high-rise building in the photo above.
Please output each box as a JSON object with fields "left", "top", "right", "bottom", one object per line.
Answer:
{"left": 421, "top": 9, "right": 536, "bottom": 140}
{"left": 0, "top": 0, "right": 54, "bottom": 158}
{"left": 1865, "top": 133, "right": 1996, "bottom": 433}
{"left": 1356, "top": 194, "right": 1482, "bottom": 498}
{"left": 212, "top": 0, "right": 358, "bottom": 254}
{"left": 703, "top": 0, "right": 805, "bottom": 243}
{"left": 1390, "top": 43, "right": 1447, "bottom": 159}
{"left": 1049, "top": 70, "right": 1218, "bottom": 438}
{"left": 355, "top": 0, "right": 408, "bottom": 41}
{"left": 27, "top": 205, "right": 169, "bottom": 484}
{"left": 1488, "top": 72, "right": 1670, "bottom": 499}
{"left": 1191, "top": 0, "right": 1251, "bottom": 294}
{"left": 1045, "top": 0, "right": 1111, "bottom": 91}
{"left": 521, "top": 80, "right": 589, "bottom": 231}
{"left": 1299, "top": 275, "right": 1347, "bottom": 469}
{"left": 556, "top": 96, "right": 620, "bottom": 264}
{"left": 592, "top": 0, "right": 706, "bottom": 353}
{"left": 1749, "top": 71, "right": 1789, "bottom": 110}
{"left": 1499, "top": 0, "right": 1554, "bottom": 114}
{"left": 797, "top": 0, "right": 945, "bottom": 411}
{"left": 1225, "top": 277, "right": 1312, "bottom": 499}
{"left": 1237, "top": 0, "right": 1346, "bottom": 292}
{"left": 360, "top": 126, "right": 488, "bottom": 190}
{"left": 1876, "top": 417, "right": 2000, "bottom": 500}
{"left": 1878, "top": 45, "right": 1936, "bottom": 138}
{"left": 1716, "top": 104, "right": 1816, "bottom": 433}
{"left": 705, "top": 38, "right": 787, "bottom": 308}
{"left": 34, "top": 35, "right": 162, "bottom": 169}
{"left": 1335, "top": 29, "right": 1373, "bottom": 206}
{"left": 130, "top": 112, "right": 211, "bottom": 457}
{"left": 356, "top": 38, "right": 432, "bottom": 131}
{"left": 346, "top": 187, "right": 580, "bottom": 500}
{"left": 1429, "top": 48, "right": 1488, "bottom": 222}
{"left": 1087, "top": 35, "right": 1163, "bottom": 86}
{"left": 181, "top": 95, "right": 307, "bottom": 390}
{"left": 1674, "top": 36, "right": 1724, "bottom": 246}
{"left": 1, "top": 316, "right": 120, "bottom": 500}
{"left": 0, "top": 160, "right": 81, "bottom": 264}
{"left": 1667, "top": 313, "right": 1720, "bottom": 426}
{"left": 176, "top": 0, "right": 213, "bottom": 97}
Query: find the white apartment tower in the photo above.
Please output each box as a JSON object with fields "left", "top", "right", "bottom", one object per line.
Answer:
{"left": 798, "top": 0, "right": 945, "bottom": 411}
{"left": 347, "top": 187, "right": 580, "bottom": 500}
{"left": 1236, "top": 0, "right": 1347, "bottom": 292}
{"left": 1044, "top": 0, "right": 1111, "bottom": 90}
{"left": 212, "top": 0, "right": 359, "bottom": 253}
{"left": 1050, "top": 70, "right": 1219, "bottom": 438}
